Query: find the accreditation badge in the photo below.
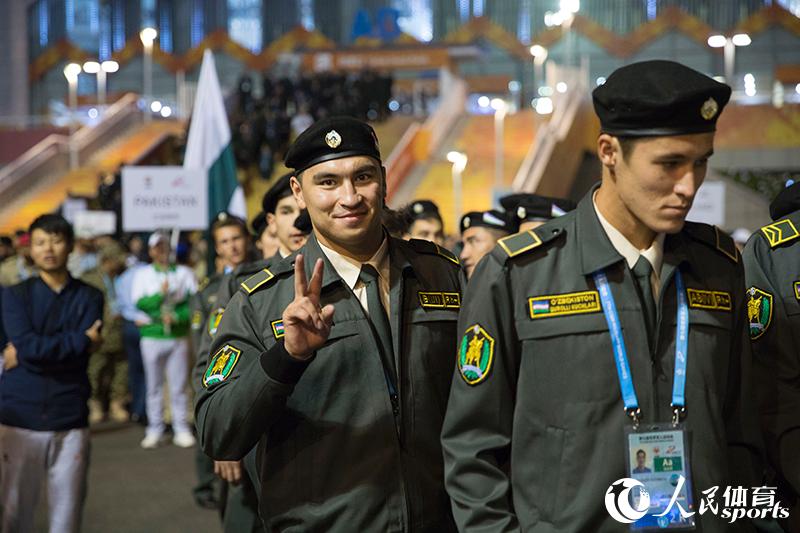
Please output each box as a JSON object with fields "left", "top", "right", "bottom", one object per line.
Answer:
{"left": 624, "top": 424, "right": 695, "bottom": 530}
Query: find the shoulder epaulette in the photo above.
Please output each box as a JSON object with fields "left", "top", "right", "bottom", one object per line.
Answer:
{"left": 496, "top": 227, "right": 563, "bottom": 260}
{"left": 684, "top": 222, "right": 738, "bottom": 263}
{"left": 759, "top": 218, "right": 799, "bottom": 249}
{"left": 239, "top": 259, "right": 293, "bottom": 295}
{"left": 408, "top": 239, "right": 460, "bottom": 266}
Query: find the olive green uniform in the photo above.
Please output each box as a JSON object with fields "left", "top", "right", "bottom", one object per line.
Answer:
{"left": 743, "top": 210, "right": 800, "bottom": 503}
{"left": 441, "top": 188, "right": 763, "bottom": 532}
{"left": 190, "top": 273, "right": 225, "bottom": 507}
{"left": 196, "top": 234, "right": 462, "bottom": 532}
{"left": 81, "top": 267, "right": 127, "bottom": 412}
{"left": 193, "top": 259, "right": 277, "bottom": 533}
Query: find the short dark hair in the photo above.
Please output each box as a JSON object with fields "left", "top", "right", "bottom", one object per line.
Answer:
{"left": 636, "top": 449, "right": 646, "bottom": 457}
{"left": 0, "top": 236, "right": 11, "bottom": 247}
{"left": 29, "top": 214, "right": 74, "bottom": 245}
{"left": 211, "top": 215, "right": 248, "bottom": 244}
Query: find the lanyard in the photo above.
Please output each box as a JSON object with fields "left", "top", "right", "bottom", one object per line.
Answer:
{"left": 592, "top": 268, "right": 689, "bottom": 427}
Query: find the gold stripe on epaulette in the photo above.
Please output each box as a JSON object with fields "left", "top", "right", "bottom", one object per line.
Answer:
{"left": 498, "top": 230, "right": 543, "bottom": 258}
{"left": 240, "top": 269, "right": 274, "bottom": 294}
{"left": 761, "top": 219, "right": 799, "bottom": 248}
{"left": 434, "top": 243, "right": 460, "bottom": 265}
{"left": 714, "top": 227, "right": 738, "bottom": 263}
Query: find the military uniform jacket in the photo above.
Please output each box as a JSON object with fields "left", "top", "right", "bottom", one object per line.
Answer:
{"left": 441, "top": 188, "right": 763, "bottom": 532}
{"left": 743, "top": 209, "right": 800, "bottom": 498}
{"left": 190, "top": 272, "right": 224, "bottom": 359}
{"left": 191, "top": 256, "right": 276, "bottom": 395}
{"left": 195, "top": 234, "right": 463, "bottom": 532}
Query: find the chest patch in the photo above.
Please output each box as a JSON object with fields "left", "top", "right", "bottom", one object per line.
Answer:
{"left": 271, "top": 319, "right": 285, "bottom": 339}
{"left": 747, "top": 286, "right": 773, "bottom": 340}
{"left": 418, "top": 291, "right": 461, "bottom": 309}
{"left": 686, "top": 289, "right": 731, "bottom": 312}
{"left": 528, "top": 290, "right": 601, "bottom": 319}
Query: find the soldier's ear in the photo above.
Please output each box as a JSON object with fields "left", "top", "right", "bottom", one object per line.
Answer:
{"left": 290, "top": 175, "right": 307, "bottom": 210}
{"left": 597, "top": 134, "right": 618, "bottom": 169}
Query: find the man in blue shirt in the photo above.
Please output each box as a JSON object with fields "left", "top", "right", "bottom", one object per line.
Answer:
{"left": 0, "top": 214, "right": 104, "bottom": 533}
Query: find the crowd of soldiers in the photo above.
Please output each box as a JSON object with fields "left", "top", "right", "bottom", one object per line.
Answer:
{"left": 0, "top": 59, "right": 799, "bottom": 533}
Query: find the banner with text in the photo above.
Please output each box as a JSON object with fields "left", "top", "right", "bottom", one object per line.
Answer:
{"left": 121, "top": 166, "right": 208, "bottom": 231}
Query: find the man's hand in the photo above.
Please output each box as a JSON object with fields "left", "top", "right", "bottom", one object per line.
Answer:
{"left": 214, "top": 460, "right": 243, "bottom": 484}
{"left": 85, "top": 319, "right": 103, "bottom": 351}
{"left": 3, "top": 343, "right": 17, "bottom": 371}
{"left": 282, "top": 254, "right": 335, "bottom": 360}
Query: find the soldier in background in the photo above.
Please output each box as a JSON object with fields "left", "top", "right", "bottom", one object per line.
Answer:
{"left": 81, "top": 242, "right": 129, "bottom": 423}
{"left": 458, "top": 210, "right": 517, "bottom": 279}
{"left": 743, "top": 180, "right": 800, "bottom": 531}
{"left": 401, "top": 199, "right": 446, "bottom": 247}
{"left": 499, "top": 193, "right": 576, "bottom": 232}
{"left": 0, "top": 231, "right": 37, "bottom": 287}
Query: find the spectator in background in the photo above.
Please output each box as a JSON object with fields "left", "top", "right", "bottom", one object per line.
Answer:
{"left": 0, "top": 231, "right": 37, "bottom": 286}
{"left": 0, "top": 214, "right": 103, "bottom": 533}
{"left": 67, "top": 236, "right": 98, "bottom": 279}
{"left": 131, "top": 231, "right": 197, "bottom": 449}
{"left": 401, "top": 200, "right": 446, "bottom": 247}
{"left": 290, "top": 104, "right": 314, "bottom": 140}
{"left": 81, "top": 242, "right": 129, "bottom": 423}
{"left": 114, "top": 241, "right": 148, "bottom": 425}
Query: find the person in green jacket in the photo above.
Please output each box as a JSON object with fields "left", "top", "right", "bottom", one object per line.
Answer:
{"left": 743, "top": 180, "right": 800, "bottom": 532}
{"left": 196, "top": 116, "right": 463, "bottom": 531}
{"left": 441, "top": 60, "right": 764, "bottom": 532}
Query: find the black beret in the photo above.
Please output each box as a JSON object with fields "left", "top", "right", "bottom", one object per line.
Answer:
{"left": 770, "top": 180, "right": 800, "bottom": 221}
{"left": 460, "top": 210, "right": 516, "bottom": 235}
{"left": 250, "top": 211, "right": 267, "bottom": 237}
{"left": 405, "top": 200, "right": 442, "bottom": 222}
{"left": 500, "top": 193, "right": 576, "bottom": 223}
{"left": 592, "top": 60, "right": 731, "bottom": 137}
{"left": 285, "top": 116, "right": 381, "bottom": 173}
{"left": 293, "top": 209, "right": 313, "bottom": 234}
{"left": 261, "top": 173, "right": 294, "bottom": 214}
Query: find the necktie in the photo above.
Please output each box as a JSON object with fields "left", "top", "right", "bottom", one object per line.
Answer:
{"left": 632, "top": 255, "right": 656, "bottom": 348}
{"left": 358, "top": 264, "right": 397, "bottom": 386}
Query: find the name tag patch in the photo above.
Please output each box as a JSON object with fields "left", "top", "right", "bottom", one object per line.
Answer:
{"left": 686, "top": 288, "right": 731, "bottom": 311}
{"left": 528, "top": 290, "right": 601, "bottom": 319}
{"left": 418, "top": 291, "right": 461, "bottom": 309}
{"left": 271, "top": 319, "right": 285, "bottom": 339}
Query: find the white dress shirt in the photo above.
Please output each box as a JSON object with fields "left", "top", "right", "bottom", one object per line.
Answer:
{"left": 593, "top": 192, "right": 665, "bottom": 299}
{"left": 318, "top": 237, "right": 391, "bottom": 316}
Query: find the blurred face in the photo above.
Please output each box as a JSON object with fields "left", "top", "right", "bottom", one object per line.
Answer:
{"left": 636, "top": 451, "right": 646, "bottom": 468}
{"left": 267, "top": 195, "right": 307, "bottom": 256}
{"left": 30, "top": 229, "right": 72, "bottom": 273}
{"left": 148, "top": 241, "right": 170, "bottom": 266}
{"left": 213, "top": 225, "right": 248, "bottom": 268}
{"left": 460, "top": 226, "right": 504, "bottom": 278}
{"left": 291, "top": 156, "right": 385, "bottom": 258}
{"left": 600, "top": 132, "right": 714, "bottom": 235}
{"left": 406, "top": 218, "right": 444, "bottom": 246}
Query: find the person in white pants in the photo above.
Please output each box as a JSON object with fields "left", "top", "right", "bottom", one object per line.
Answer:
{"left": 131, "top": 231, "right": 197, "bottom": 449}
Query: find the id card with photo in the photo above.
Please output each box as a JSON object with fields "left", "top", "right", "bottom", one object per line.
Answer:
{"left": 625, "top": 424, "right": 695, "bottom": 530}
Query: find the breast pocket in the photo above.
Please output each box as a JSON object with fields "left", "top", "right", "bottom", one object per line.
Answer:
{"left": 407, "top": 308, "right": 459, "bottom": 415}
{"left": 683, "top": 309, "right": 732, "bottom": 396}
{"left": 516, "top": 313, "right": 618, "bottom": 406}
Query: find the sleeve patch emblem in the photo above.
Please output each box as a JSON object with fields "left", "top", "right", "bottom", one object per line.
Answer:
{"left": 271, "top": 319, "right": 285, "bottom": 339}
{"left": 191, "top": 310, "right": 203, "bottom": 330}
{"left": 686, "top": 289, "right": 731, "bottom": 312}
{"left": 528, "top": 290, "right": 601, "bottom": 319}
{"left": 747, "top": 287, "right": 773, "bottom": 340}
{"left": 208, "top": 307, "right": 225, "bottom": 336}
{"left": 457, "top": 324, "right": 495, "bottom": 386}
{"left": 418, "top": 291, "right": 461, "bottom": 309}
{"left": 203, "top": 345, "right": 242, "bottom": 388}
{"left": 794, "top": 281, "right": 800, "bottom": 301}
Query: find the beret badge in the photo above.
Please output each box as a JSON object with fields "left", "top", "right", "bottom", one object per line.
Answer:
{"left": 700, "top": 98, "right": 719, "bottom": 120}
{"left": 325, "top": 130, "right": 342, "bottom": 148}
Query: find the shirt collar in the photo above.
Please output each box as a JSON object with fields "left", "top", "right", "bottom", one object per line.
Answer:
{"left": 318, "top": 236, "right": 390, "bottom": 290}
{"left": 592, "top": 190, "right": 665, "bottom": 276}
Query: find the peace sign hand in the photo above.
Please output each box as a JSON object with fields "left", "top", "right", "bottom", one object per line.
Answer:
{"left": 282, "top": 254, "right": 335, "bottom": 360}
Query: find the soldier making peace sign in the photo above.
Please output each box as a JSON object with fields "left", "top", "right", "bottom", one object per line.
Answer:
{"left": 195, "top": 116, "right": 463, "bottom": 532}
